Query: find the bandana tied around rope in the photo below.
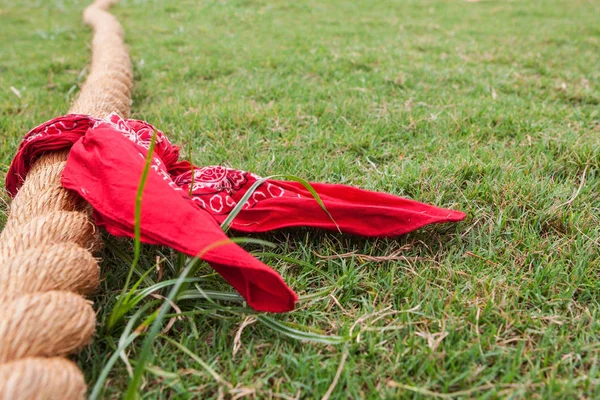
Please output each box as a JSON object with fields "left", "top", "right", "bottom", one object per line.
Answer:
{"left": 6, "top": 114, "right": 466, "bottom": 312}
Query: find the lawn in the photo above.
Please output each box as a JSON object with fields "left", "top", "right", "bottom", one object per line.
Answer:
{"left": 1, "top": 0, "right": 600, "bottom": 398}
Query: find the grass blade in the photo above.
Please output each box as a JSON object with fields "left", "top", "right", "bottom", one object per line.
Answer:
{"left": 257, "top": 315, "right": 347, "bottom": 344}
{"left": 162, "top": 336, "right": 232, "bottom": 389}
{"left": 108, "top": 130, "right": 158, "bottom": 330}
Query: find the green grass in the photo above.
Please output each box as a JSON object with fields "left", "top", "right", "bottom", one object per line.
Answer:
{"left": 1, "top": 0, "right": 600, "bottom": 398}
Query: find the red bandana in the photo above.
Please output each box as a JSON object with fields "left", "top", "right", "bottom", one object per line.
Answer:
{"left": 6, "top": 114, "right": 465, "bottom": 312}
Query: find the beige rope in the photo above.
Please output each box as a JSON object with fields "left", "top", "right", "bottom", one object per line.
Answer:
{"left": 0, "top": 0, "right": 133, "bottom": 398}
{"left": 70, "top": 0, "right": 133, "bottom": 117}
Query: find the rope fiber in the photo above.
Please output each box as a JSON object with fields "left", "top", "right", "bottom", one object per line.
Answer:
{"left": 0, "top": 0, "right": 133, "bottom": 398}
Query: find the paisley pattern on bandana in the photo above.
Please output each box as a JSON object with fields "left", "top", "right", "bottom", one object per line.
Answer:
{"left": 24, "top": 117, "right": 83, "bottom": 142}
{"left": 174, "top": 166, "right": 292, "bottom": 214}
{"left": 99, "top": 114, "right": 292, "bottom": 214}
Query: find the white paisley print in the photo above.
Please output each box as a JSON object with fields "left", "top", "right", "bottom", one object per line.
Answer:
{"left": 102, "top": 114, "right": 289, "bottom": 215}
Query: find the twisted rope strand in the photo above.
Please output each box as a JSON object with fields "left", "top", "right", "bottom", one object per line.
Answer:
{"left": 0, "top": 0, "right": 133, "bottom": 398}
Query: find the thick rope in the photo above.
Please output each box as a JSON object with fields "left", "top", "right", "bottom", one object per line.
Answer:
{"left": 0, "top": 0, "right": 132, "bottom": 398}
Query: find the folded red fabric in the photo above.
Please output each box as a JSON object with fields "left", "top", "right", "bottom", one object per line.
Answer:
{"left": 6, "top": 114, "right": 466, "bottom": 312}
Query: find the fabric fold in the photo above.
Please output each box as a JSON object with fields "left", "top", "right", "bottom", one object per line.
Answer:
{"left": 6, "top": 115, "right": 94, "bottom": 196}
{"left": 209, "top": 180, "right": 466, "bottom": 236}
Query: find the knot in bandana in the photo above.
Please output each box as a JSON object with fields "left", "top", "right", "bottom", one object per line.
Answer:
{"left": 6, "top": 114, "right": 465, "bottom": 312}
